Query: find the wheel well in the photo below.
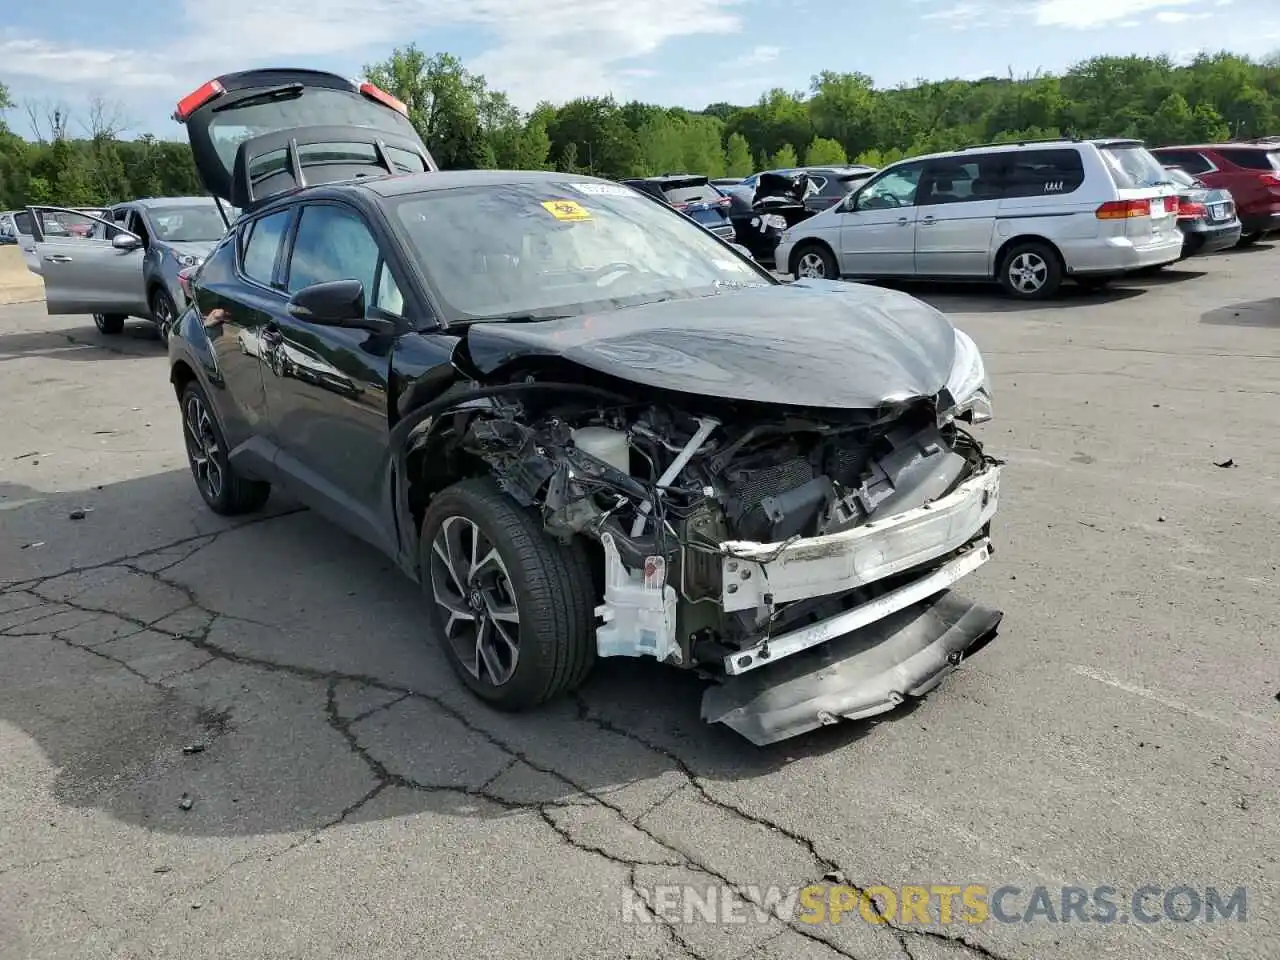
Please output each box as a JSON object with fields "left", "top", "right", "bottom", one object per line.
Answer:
{"left": 404, "top": 436, "right": 488, "bottom": 538}
{"left": 789, "top": 238, "right": 835, "bottom": 274}
{"left": 170, "top": 359, "right": 196, "bottom": 399}
{"left": 993, "top": 235, "right": 1063, "bottom": 277}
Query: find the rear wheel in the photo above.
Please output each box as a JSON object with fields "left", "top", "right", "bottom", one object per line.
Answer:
{"left": 179, "top": 381, "right": 270, "bottom": 515}
{"left": 93, "top": 313, "right": 125, "bottom": 335}
{"left": 792, "top": 242, "right": 838, "bottom": 281}
{"left": 420, "top": 477, "right": 596, "bottom": 710}
{"left": 998, "top": 242, "right": 1062, "bottom": 300}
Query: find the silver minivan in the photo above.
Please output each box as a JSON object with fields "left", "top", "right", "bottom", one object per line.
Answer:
{"left": 774, "top": 138, "right": 1184, "bottom": 299}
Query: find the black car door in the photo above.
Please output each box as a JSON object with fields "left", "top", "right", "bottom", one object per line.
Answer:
{"left": 260, "top": 199, "right": 409, "bottom": 556}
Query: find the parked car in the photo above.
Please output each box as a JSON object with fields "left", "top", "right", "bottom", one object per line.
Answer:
{"left": 710, "top": 177, "right": 744, "bottom": 187}
{"left": 23, "top": 196, "right": 230, "bottom": 340}
{"left": 1162, "top": 165, "right": 1241, "bottom": 258}
{"left": 733, "top": 166, "right": 878, "bottom": 214}
{"left": 726, "top": 171, "right": 832, "bottom": 265}
{"left": 775, "top": 138, "right": 1184, "bottom": 300}
{"left": 166, "top": 66, "right": 1004, "bottom": 745}
{"left": 1150, "top": 142, "right": 1280, "bottom": 245}
{"left": 618, "top": 174, "right": 736, "bottom": 242}
{"left": 0, "top": 212, "right": 17, "bottom": 245}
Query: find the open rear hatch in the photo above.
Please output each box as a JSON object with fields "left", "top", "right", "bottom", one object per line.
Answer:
{"left": 173, "top": 68, "right": 437, "bottom": 211}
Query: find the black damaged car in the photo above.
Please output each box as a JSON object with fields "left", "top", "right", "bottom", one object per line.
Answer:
{"left": 167, "top": 68, "right": 1005, "bottom": 745}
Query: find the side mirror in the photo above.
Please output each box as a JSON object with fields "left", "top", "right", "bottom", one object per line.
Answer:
{"left": 286, "top": 279, "right": 395, "bottom": 334}
{"left": 112, "top": 232, "right": 142, "bottom": 251}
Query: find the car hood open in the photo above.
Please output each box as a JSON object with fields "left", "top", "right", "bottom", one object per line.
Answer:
{"left": 460, "top": 278, "right": 958, "bottom": 409}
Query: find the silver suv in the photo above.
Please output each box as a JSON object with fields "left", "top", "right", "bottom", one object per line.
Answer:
{"left": 775, "top": 138, "right": 1184, "bottom": 299}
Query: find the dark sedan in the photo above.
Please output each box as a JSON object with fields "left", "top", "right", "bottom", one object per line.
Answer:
{"left": 1165, "top": 166, "right": 1242, "bottom": 257}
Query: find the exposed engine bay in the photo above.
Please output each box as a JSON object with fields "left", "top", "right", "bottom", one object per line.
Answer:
{"left": 451, "top": 384, "right": 1002, "bottom": 727}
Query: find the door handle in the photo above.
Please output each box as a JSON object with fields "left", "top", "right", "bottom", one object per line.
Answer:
{"left": 896, "top": 217, "right": 910, "bottom": 225}
{"left": 921, "top": 216, "right": 936, "bottom": 225}
{"left": 260, "top": 325, "right": 283, "bottom": 346}
{"left": 43, "top": 254, "right": 73, "bottom": 263}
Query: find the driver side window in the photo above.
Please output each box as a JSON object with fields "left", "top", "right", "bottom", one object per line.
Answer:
{"left": 855, "top": 163, "right": 925, "bottom": 211}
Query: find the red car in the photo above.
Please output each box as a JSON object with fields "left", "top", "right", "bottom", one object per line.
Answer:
{"left": 1151, "top": 140, "right": 1280, "bottom": 246}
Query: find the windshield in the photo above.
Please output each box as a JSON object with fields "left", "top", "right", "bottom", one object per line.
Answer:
{"left": 148, "top": 205, "right": 228, "bottom": 242}
{"left": 390, "top": 181, "right": 772, "bottom": 323}
{"left": 206, "top": 87, "right": 422, "bottom": 173}
{"left": 1100, "top": 144, "right": 1170, "bottom": 189}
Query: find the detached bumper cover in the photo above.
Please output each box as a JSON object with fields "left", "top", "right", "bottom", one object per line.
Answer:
{"left": 701, "top": 591, "right": 1003, "bottom": 745}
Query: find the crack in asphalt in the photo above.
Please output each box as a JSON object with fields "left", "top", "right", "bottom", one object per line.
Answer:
{"left": 3, "top": 517, "right": 1015, "bottom": 960}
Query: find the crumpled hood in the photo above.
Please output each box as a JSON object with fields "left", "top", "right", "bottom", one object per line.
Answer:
{"left": 461, "top": 278, "right": 958, "bottom": 409}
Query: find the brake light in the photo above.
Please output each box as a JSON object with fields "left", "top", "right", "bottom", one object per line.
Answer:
{"left": 1178, "top": 200, "right": 1207, "bottom": 219}
{"left": 177, "top": 267, "right": 194, "bottom": 300}
{"left": 671, "top": 201, "right": 690, "bottom": 211}
{"left": 714, "top": 196, "right": 731, "bottom": 208}
{"left": 359, "top": 82, "right": 409, "bottom": 117}
{"left": 1095, "top": 199, "right": 1151, "bottom": 219}
{"left": 1260, "top": 173, "right": 1280, "bottom": 186}
{"left": 173, "top": 79, "right": 224, "bottom": 122}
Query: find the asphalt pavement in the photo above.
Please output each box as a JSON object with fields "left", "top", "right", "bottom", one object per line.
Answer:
{"left": 1, "top": 252, "right": 1278, "bottom": 960}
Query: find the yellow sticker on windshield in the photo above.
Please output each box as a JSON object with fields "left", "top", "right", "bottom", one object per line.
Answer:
{"left": 541, "top": 199, "right": 592, "bottom": 221}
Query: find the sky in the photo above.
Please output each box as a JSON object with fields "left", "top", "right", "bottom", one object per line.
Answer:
{"left": 2, "top": 0, "right": 1279, "bottom": 140}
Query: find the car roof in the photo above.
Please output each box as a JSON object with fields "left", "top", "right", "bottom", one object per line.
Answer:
{"left": 1152, "top": 142, "right": 1276, "bottom": 151}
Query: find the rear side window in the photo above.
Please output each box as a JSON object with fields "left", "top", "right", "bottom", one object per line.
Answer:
{"left": 663, "top": 183, "right": 721, "bottom": 205}
{"left": 240, "top": 209, "right": 292, "bottom": 285}
{"left": 1217, "top": 148, "right": 1280, "bottom": 171}
{"left": 1002, "top": 149, "right": 1086, "bottom": 198}
{"left": 1156, "top": 149, "right": 1214, "bottom": 174}
{"left": 1098, "top": 144, "right": 1168, "bottom": 189}
{"left": 13, "top": 212, "right": 33, "bottom": 235}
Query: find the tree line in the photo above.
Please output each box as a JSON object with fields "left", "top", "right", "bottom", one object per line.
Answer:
{"left": 2, "top": 48, "right": 1278, "bottom": 209}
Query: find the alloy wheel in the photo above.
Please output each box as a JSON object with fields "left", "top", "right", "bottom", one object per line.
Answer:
{"left": 797, "top": 251, "right": 827, "bottom": 279}
{"left": 182, "top": 392, "right": 224, "bottom": 502}
{"left": 1007, "top": 252, "right": 1048, "bottom": 294}
{"left": 153, "top": 294, "right": 173, "bottom": 343}
{"left": 428, "top": 515, "right": 521, "bottom": 687}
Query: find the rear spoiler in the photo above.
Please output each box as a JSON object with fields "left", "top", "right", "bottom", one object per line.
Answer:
{"left": 229, "top": 124, "right": 433, "bottom": 210}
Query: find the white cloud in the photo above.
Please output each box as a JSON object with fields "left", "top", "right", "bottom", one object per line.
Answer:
{"left": 1029, "top": 0, "right": 1200, "bottom": 29}
{"left": 1155, "top": 10, "right": 1210, "bottom": 21}
{"left": 0, "top": 37, "right": 178, "bottom": 88}
{"left": 1, "top": 0, "right": 746, "bottom": 110}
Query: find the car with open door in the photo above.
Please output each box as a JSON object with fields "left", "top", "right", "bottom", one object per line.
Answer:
{"left": 166, "top": 67, "right": 1004, "bottom": 746}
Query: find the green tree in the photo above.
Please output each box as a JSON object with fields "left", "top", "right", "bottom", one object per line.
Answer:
{"left": 804, "top": 137, "right": 848, "bottom": 165}
{"left": 724, "top": 133, "right": 753, "bottom": 176}
{"left": 770, "top": 143, "right": 799, "bottom": 168}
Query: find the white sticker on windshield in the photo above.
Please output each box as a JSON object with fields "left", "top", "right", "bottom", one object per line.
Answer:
{"left": 570, "top": 182, "right": 637, "bottom": 198}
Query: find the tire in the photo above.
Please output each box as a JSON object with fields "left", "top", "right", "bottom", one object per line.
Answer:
{"left": 998, "top": 241, "right": 1062, "bottom": 300}
{"left": 1237, "top": 232, "right": 1262, "bottom": 247}
{"left": 792, "top": 242, "right": 839, "bottom": 281}
{"left": 179, "top": 381, "right": 270, "bottom": 515}
{"left": 93, "top": 313, "right": 126, "bottom": 335}
{"left": 419, "top": 476, "right": 596, "bottom": 710}
{"left": 150, "top": 287, "right": 178, "bottom": 345}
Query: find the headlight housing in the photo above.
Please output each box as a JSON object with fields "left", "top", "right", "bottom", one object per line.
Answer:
{"left": 177, "top": 253, "right": 204, "bottom": 268}
{"left": 940, "top": 328, "right": 992, "bottom": 424}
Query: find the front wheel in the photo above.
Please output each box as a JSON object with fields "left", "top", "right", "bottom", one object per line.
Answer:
{"left": 150, "top": 287, "right": 178, "bottom": 345}
{"left": 792, "top": 242, "right": 839, "bottom": 281}
{"left": 999, "top": 242, "right": 1062, "bottom": 300}
{"left": 420, "top": 477, "right": 596, "bottom": 710}
{"left": 179, "top": 381, "right": 270, "bottom": 515}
